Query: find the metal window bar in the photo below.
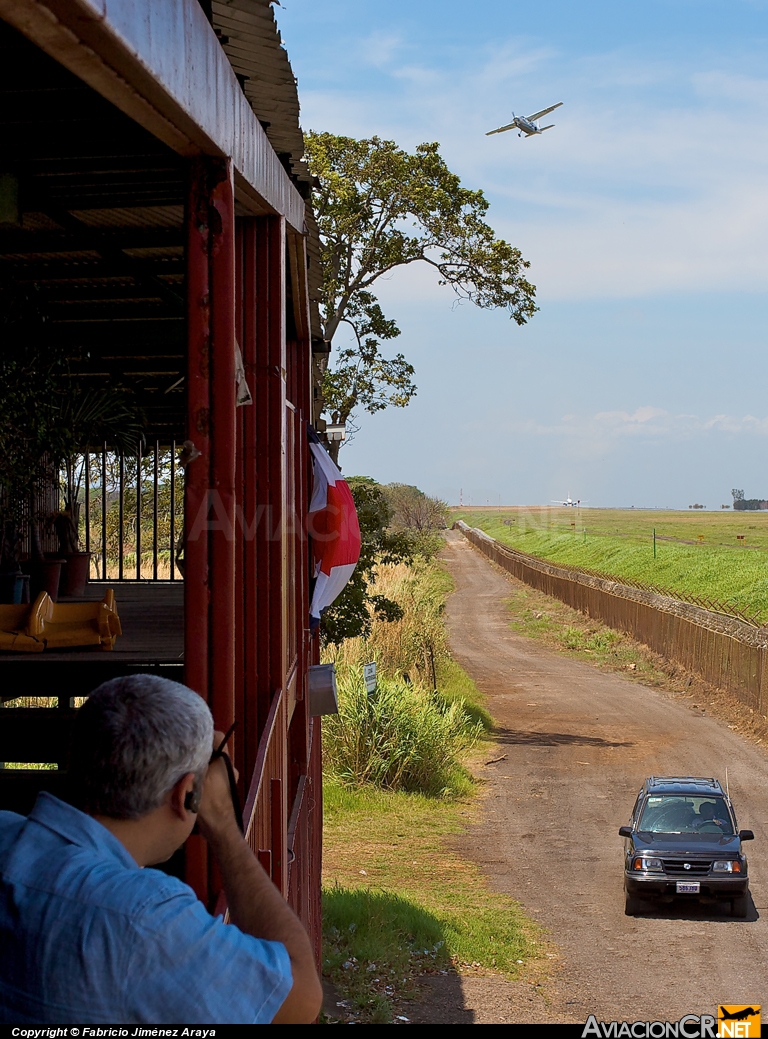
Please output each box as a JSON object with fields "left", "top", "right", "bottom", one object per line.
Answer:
{"left": 118, "top": 452, "right": 125, "bottom": 581}
{"left": 136, "top": 441, "right": 142, "bottom": 581}
{"left": 170, "top": 440, "right": 176, "bottom": 581}
{"left": 153, "top": 441, "right": 159, "bottom": 580}
{"left": 82, "top": 445, "right": 183, "bottom": 582}
{"left": 101, "top": 444, "right": 107, "bottom": 581}
{"left": 84, "top": 452, "right": 90, "bottom": 559}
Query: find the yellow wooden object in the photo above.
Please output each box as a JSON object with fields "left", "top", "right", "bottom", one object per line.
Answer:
{"left": 36, "top": 591, "right": 122, "bottom": 650}
{"left": 0, "top": 601, "right": 44, "bottom": 653}
{"left": 0, "top": 591, "right": 121, "bottom": 652}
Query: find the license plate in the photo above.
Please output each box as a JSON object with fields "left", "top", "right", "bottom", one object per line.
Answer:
{"left": 676, "top": 881, "right": 700, "bottom": 894}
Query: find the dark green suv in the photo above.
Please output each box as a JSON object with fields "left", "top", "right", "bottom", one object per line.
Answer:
{"left": 619, "top": 776, "right": 754, "bottom": 917}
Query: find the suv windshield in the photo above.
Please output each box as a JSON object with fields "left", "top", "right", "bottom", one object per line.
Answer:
{"left": 638, "top": 795, "right": 734, "bottom": 835}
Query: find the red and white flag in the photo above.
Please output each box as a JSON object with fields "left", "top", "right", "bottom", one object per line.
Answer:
{"left": 308, "top": 430, "right": 361, "bottom": 626}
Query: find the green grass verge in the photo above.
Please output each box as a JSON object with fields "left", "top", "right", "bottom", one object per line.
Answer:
{"left": 457, "top": 508, "right": 768, "bottom": 622}
{"left": 322, "top": 782, "right": 542, "bottom": 1024}
{"left": 500, "top": 579, "right": 672, "bottom": 684}
{"left": 2, "top": 763, "right": 57, "bottom": 770}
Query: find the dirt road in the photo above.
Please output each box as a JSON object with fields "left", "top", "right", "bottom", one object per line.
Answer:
{"left": 442, "top": 530, "right": 768, "bottom": 1022}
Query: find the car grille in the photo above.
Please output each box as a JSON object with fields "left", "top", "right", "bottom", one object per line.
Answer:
{"left": 661, "top": 859, "right": 712, "bottom": 876}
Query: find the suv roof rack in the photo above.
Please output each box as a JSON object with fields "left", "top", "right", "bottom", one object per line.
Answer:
{"left": 646, "top": 776, "right": 722, "bottom": 792}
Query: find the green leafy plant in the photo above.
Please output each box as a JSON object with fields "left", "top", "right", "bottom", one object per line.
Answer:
{"left": 54, "top": 387, "right": 145, "bottom": 555}
{"left": 0, "top": 283, "right": 144, "bottom": 566}
{"left": 323, "top": 670, "right": 482, "bottom": 797}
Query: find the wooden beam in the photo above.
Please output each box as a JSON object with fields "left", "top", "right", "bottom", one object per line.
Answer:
{"left": 208, "top": 159, "right": 237, "bottom": 748}
{"left": 184, "top": 156, "right": 212, "bottom": 705}
{"left": 0, "top": 0, "right": 306, "bottom": 230}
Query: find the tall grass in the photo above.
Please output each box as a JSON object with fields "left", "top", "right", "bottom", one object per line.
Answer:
{"left": 327, "top": 560, "right": 490, "bottom": 723}
{"left": 323, "top": 671, "right": 481, "bottom": 796}
{"left": 322, "top": 558, "right": 490, "bottom": 796}
{"left": 328, "top": 560, "right": 449, "bottom": 683}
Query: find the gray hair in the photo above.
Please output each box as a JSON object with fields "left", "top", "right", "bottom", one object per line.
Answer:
{"left": 68, "top": 674, "right": 213, "bottom": 820}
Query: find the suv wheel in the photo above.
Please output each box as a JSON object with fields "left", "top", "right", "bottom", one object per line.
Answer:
{"left": 731, "top": 893, "right": 748, "bottom": 918}
{"left": 624, "top": 892, "right": 644, "bottom": 916}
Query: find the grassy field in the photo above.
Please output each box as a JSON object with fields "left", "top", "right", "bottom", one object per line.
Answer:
{"left": 454, "top": 507, "right": 768, "bottom": 622}
{"left": 322, "top": 782, "right": 544, "bottom": 1024}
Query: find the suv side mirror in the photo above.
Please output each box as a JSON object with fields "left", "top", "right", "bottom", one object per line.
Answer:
{"left": 739, "top": 829, "right": 755, "bottom": 841}
{"left": 618, "top": 826, "right": 632, "bottom": 838}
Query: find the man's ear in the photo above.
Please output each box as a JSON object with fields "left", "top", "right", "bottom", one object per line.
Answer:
{"left": 169, "top": 772, "right": 197, "bottom": 821}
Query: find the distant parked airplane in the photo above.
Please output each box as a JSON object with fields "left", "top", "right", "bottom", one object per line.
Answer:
{"left": 552, "top": 496, "right": 586, "bottom": 507}
{"left": 486, "top": 102, "right": 563, "bottom": 138}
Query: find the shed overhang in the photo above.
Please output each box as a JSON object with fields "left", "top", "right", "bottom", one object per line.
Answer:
{"left": 0, "top": 0, "right": 305, "bottom": 231}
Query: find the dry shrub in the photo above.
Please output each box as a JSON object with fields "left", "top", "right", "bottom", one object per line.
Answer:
{"left": 326, "top": 560, "right": 449, "bottom": 687}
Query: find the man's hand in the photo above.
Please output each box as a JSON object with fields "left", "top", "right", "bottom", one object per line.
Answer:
{"left": 195, "top": 730, "right": 240, "bottom": 844}
{"left": 193, "top": 731, "right": 322, "bottom": 1022}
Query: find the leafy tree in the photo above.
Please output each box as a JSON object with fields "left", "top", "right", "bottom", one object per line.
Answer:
{"left": 384, "top": 483, "right": 449, "bottom": 533}
{"left": 383, "top": 483, "right": 450, "bottom": 559}
{"left": 320, "top": 477, "right": 412, "bottom": 645}
{"left": 305, "top": 132, "right": 537, "bottom": 460}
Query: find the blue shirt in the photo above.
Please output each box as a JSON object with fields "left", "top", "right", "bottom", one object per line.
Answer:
{"left": 0, "top": 793, "right": 293, "bottom": 1024}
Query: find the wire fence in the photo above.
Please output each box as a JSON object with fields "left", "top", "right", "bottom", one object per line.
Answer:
{"left": 456, "top": 522, "right": 768, "bottom": 715}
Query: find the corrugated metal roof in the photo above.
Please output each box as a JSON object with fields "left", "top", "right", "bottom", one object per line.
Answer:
{"left": 210, "top": 1, "right": 322, "bottom": 338}
{"left": 211, "top": 1, "right": 307, "bottom": 179}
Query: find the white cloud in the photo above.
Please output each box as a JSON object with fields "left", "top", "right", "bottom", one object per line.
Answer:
{"left": 358, "top": 31, "right": 405, "bottom": 69}
{"left": 492, "top": 407, "right": 768, "bottom": 442}
{"left": 297, "top": 37, "right": 768, "bottom": 302}
{"left": 595, "top": 406, "right": 668, "bottom": 427}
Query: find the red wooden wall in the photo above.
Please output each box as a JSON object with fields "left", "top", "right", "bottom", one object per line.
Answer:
{"left": 184, "top": 157, "right": 321, "bottom": 958}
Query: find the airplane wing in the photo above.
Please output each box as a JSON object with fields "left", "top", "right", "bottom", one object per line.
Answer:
{"left": 527, "top": 102, "right": 563, "bottom": 122}
{"left": 486, "top": 121, "right": 517, "bottom": 136}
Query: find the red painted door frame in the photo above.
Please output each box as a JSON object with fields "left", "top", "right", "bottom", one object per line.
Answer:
{"left": 184, "top": 156, "right": 236, "bottom": 903}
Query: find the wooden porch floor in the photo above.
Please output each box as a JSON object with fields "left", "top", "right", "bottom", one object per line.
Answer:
{"left": 1, "top": 582, "right": 184, "bottom": 664}
{"left": 0, "top": 583, "right": 185, "bottom": 808}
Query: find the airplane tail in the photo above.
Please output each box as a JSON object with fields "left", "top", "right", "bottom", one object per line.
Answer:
{"left": 539, "top": 124, "right": 555, "bottom": 132}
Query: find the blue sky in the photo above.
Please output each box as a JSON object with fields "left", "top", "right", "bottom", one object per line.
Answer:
{"left": 277, "top": 0, "right": 768, "bottom": 508}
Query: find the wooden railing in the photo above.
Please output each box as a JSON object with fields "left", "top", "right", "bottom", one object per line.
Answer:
{"left": 212, "top": 688, "right": 319, "bottom": 942}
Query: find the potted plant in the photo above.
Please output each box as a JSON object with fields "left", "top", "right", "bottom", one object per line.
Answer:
{"left": 0, "top": 284, "right": 144, "bottom": 601}
{"left": 54, "top": 493, "right": 88, "bottom": 597}
{"left": 0, "top": 284, "right": 67, "bottom": 601}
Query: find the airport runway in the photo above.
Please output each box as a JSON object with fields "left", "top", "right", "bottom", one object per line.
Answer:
{"left": 440, "top": 529, "right": 768, "bottom": 1023}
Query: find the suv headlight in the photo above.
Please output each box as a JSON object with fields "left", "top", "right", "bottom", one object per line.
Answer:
{"left": 713, "top": 860, "right": 741, "bottom": 873}
{"left": 633, "top": 857, "right": 663, "bottom": 872}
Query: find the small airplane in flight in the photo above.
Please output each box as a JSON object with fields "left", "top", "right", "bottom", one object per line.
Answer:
{"left": 486, "top": 102, "right": 563, "bottom": 138}
{"left": 552, "top": 496, "right": 586, "bottom": 507}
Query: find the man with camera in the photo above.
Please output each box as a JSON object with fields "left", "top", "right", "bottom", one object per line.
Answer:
{"left": 0, "top": 675, "right": 323, "bottom": 1024}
